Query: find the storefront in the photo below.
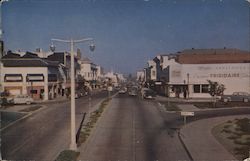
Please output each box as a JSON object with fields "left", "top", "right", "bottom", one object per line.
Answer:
{"left": 168, "top": 63, "right": 250, "bottom": 98}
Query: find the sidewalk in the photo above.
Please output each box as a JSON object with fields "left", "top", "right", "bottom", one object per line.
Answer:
{"left": 180, "top": 115, "right": 250, "bottom": 161}
{"left": 156, "top": 95, "right": 214, "bottom": 103}
{"left": 177, "top": 104, "right": 201, "bottom": 111}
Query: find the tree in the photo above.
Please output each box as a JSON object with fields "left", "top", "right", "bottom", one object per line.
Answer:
{"left": 77, "top": 75, "right": 86, "bottom": 90}
{"left": 207, "top": 80, "right": 226, "bottom": 107}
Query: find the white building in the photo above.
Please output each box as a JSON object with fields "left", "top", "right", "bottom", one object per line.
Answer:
{"left": 96, "top": 65, "right": 104, "bottom": 80}
{"left": 147, "top": 60, "right": 157, "bottom": 81}
{"left": 78, "top": 57, "right": 98, "bottom": 88}
{"left": 116, "top": 73, "right": 126, "bottom": 83}
{"left": 160, "top": 49, "right": 250, "bottom": 98}
{"left": 136, "top": 71, "right": 144, "bottom": 82}
{"left": 1, "top": 52, "right": 67, "bottom": 100}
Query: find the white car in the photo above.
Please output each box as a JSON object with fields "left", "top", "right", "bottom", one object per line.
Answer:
{"left": 13, "top": 94, "right": 34, "bottom": 105}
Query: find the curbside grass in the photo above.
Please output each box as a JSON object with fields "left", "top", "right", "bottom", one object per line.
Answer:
{"left": 164, "top": 103, "right": 181, "bottom": 111}
{"left": 77, "top": 98, "right": 112, "bottom": 146}
{"left": 212, "top": 117, "right": 250, "bottom": 160}
{"left": 54, "top": 150, "right": 80, "bottom": 161}
{"left": 54, "top": 98, "right": 112, "bottom": 161}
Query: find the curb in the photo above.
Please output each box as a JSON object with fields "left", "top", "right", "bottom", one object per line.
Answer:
{"left": 178, "top": 131, "right": 194, "bottom": 161}
{"left": 51, "top": 93, "right": 118, "bottom": 161}
{"left": 178, "top": 114, "right": 250, "bottom": 161}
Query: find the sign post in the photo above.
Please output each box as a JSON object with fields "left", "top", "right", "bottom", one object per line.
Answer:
{"left": 108, "top": 86, "right": 113, "bottom": 99}
{"left": 181, "top": 111, "right": 194, "bottom": 125}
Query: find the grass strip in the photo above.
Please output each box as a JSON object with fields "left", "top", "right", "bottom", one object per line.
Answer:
{"left": 77, "top": 98, "right": 111, "bottom": 147}
{"left": 165, "top": 103, "right": 181, "bottom": 111}
{"left": 54, "top": 150, "right": 79, "bottom": 161}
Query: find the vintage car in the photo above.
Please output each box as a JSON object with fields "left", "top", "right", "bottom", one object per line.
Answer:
{"left": 221, "top": 92, "right": 250, "bottom": 103}
{"left": 13, "top": 94, "right": 34, "bottom": 105}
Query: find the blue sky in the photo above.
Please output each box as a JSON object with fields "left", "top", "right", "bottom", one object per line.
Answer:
{"left": 2, "top": 0, "right": 250, "bottom": 74}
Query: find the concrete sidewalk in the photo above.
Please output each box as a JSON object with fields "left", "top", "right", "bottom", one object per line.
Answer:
{"left": 177, "top": 104, "right": 201, "bottom": 111}
{"left": 180, "top": 115, "right": 250, "bottom": 161}
{"left": 156, "top": 95, "right": 214, "bottom": 103}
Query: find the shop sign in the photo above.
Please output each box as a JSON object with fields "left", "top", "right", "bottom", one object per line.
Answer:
{"left": 181, "top": 111, "right": 194, "bottom": 116}
{"left": 210, "top": 73, "right": 240, "bottom": 78}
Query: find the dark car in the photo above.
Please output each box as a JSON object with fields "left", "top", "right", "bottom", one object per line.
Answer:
{"left": 143, "top": 89, "right": 156, "bottom": 99}
{"left": 221, "top": 92, "right": 250, "bottom": 102}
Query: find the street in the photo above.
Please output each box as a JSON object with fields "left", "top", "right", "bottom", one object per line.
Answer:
{"left": 2, "top": 91, "right": 110, "bottom": 161}
{"left": 79, "top": 94, "right": 190, "bottom": 161}
{"left": 3, "top": 92, "right": 250, "bottom": 161}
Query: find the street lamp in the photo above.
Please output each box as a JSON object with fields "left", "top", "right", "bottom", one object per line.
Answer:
{"left": 50, "top": 38, "right": 95, "bottom": 151}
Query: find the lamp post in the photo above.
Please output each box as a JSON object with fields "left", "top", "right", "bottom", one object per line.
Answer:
{"left": 50, "top": 38, "right": 95, "bottom": 151}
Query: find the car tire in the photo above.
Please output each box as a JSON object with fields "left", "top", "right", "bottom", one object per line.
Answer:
{"left": 243, "top": 98, "right": 249, "bottom": 103}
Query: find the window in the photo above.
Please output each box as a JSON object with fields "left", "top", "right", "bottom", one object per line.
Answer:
{"left": 30, "top": 90, "right": 38, "bottom": 94}
{"left": 27, "top": 74, "right": 44, "bottom": 82}
{"left": 202, "top": 84, "right": 209, "bottom": 93}
{"left": 4, "top": 74, "right": 23, "bottom": 82}
{"left": 193, "top": 85, "right": 200, "bottom": 93}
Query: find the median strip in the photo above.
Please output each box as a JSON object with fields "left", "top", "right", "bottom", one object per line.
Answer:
{"left": 54, "top": 97, "right": 112, "bottom": 161}
{"left": 77, "top": 98, "right": 111, "bottom": 146}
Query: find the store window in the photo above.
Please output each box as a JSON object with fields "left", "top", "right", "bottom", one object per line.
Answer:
{"left": 193, "top": 85, "right": 200, "bottom": 93}
{"left": 30, "top": 90, "right": 38, "bottom": 94}
{"left": 4, "top": 74, "right": 23, "bottom": 82}
{"left": 202, "top": 84, "right": 209, "bottom": 93}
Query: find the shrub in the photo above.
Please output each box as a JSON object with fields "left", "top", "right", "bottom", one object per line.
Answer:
{"left": 223, "top": 124, "right": 231, "bottom": 129}
{"left": 222, "top": 129, "right": 231, "bottom": 134}
{"left": 235, "top": 118, "right": 250, "bottom": 133}
{"left": 227, "top": 135, "right": 237, "bottom": 140}
{"left": 234, "top": 146, "right": 250, "bottom": 159}
{"left": 54, "top": 150, "right": 79, "bottom": 161}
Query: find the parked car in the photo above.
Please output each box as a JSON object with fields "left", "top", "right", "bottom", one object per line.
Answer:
{"left": 221, "top": 92, "right": 250, "bottom": 102}
{"left": 119, "top": 89, "right": 126, "bottom": 94}
{"left": 75, "top": 90, "right": 83, "bottom": 99}
{"left": 142, "top": 88, "right": 156, "bottom": 99}
{"left": 128, "top": 89, "right": 137, "bottom": 96}
{"left": 13, "top": 94, "right": 34, "bottom": 105}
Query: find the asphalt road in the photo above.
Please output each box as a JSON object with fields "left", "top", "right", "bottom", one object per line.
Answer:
{"left": 2, "top": 90, "right": 111, "bottom": 161}
{"left": 3, "top": 92, "right": 250, "bottom": 161}
{"left": 79, "top": 94, "right": 190, "bottom": 161}
{"left": 80, "top": 94, "right": 250, "bottom": 161}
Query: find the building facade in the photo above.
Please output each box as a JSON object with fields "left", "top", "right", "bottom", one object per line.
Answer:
{"left": 146, "top": 48, "right": 250, "bottom": 98}
{"left": 1, "top": 52, "right": 67, "bottom": 100}
{"left": 78, "top": 57, "right": 98, "bottom": 89}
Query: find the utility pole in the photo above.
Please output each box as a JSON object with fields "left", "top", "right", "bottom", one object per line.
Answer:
{"left": 50, "top": 38, "right": 95, "bottom": 151}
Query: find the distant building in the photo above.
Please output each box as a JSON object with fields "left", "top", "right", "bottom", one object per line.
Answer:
{"left": 147, "top": 60, "right": 157, "bottom": 81}
{"left": 136, "top": 71, "right": 144, "bottom": 82}
{"left": 78, "top": 57, "right": 98, "bottom": 89}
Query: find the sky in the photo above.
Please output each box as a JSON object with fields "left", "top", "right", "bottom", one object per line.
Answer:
{"left": 2, "top": 0, "right": 250, "bottom": 74}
